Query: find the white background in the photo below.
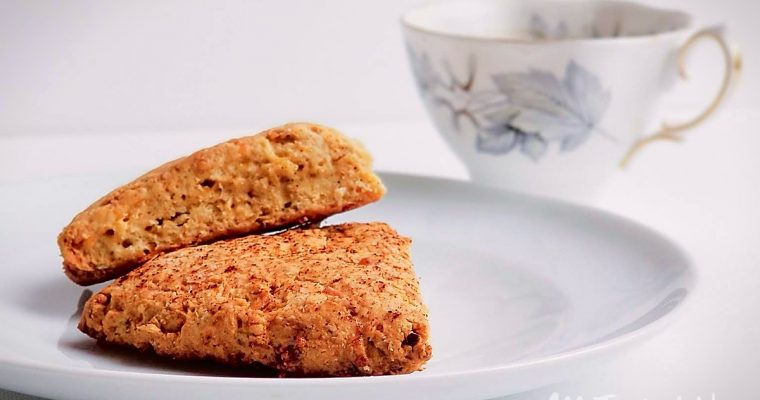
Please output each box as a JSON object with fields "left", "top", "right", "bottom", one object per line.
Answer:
{"left": 1, "top": 1, "right": 759, "bottom": 400}
{"left": 0, "top": 0, "right": 757, "bottom": 136}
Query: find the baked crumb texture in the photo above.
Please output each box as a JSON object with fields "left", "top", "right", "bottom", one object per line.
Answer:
{"left": 79, "top": 223, "right": 432, "bottom": 376}
{"left": 58, "top": 123, "right": 386, "bottom": 285}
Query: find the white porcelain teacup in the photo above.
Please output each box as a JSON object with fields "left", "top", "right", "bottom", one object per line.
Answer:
{"left": 402, "top": 0, "right": 740, "bottom": 202}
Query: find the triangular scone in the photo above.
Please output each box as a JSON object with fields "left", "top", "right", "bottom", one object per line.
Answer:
{"left": 79, "top": 223, "right": 432, "bottom": 376}
{"left": 58, "top": 123, "right": 385, "bottom": 285}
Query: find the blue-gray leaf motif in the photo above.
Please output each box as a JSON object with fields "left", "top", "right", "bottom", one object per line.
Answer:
{"left": 476, "top": 106, "right": 548, "bottom": 161}
{"left": 490, "top": 61, "right": 611, "bottom": 153}
{"left": 405, "top": 47, "right": 612, "bottom": 162}
{"left": 520, "top": 134, "right": 549, "bottom": 160}
{"left": 406, "top": 45, "right": 437, "bottom": 94}
{"left": 477, "top": 124, "right": 521, "bottom": 155}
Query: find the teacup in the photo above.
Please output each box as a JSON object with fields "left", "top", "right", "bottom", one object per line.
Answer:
{"left": 402, "top": 0, "right": 740, "bottom": 202}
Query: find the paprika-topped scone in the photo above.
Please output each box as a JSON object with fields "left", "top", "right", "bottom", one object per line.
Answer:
{"left": 58, "top": 123, "right": 385, "bottom": 285}
{"left": 78, "top": 222, "right": 432, "bottom": 376}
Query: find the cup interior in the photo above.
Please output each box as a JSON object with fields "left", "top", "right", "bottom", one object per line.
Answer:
{"left": 403, "top": 0, "right": 691, "bottom": 41}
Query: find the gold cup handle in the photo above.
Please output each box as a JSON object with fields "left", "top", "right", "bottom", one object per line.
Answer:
{"left": 619, "top": 27, "right": 742, "bottom": 168}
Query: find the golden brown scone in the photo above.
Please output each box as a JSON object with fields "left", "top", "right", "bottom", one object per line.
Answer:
{"left": 58, "top": 123, "right": 385, "bottom": 285}
{"left": 78, "top": 223, "right": 432, "bottom": 376}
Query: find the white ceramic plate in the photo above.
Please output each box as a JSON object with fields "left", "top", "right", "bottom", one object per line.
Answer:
{"left": 0, "top": 173, "right": 695, "bottom": 400}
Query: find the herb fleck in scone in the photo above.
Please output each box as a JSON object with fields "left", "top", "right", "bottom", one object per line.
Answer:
{"left": 58, "top": 123, "right": 385, "bottom": 285}
{"left": 78, "top": 223, "right": 432, "bottom": 376}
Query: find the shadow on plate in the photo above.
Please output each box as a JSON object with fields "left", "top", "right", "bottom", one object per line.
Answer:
{"left": 14, "top": 275, "right": 100, "bottom": 317}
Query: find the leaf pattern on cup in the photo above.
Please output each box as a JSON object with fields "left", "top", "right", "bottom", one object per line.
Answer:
{"left": 530, "top": 14, "right": 569, "bottom": 40}
{"left": 477, "top": 107, "right": 549, "bottom": 161}
{"left": 407, "top": 46, "right": 612, "bottom": 162}
{"left": 407, "top": 46, "right": 438, "bottom": 94}
{"left": 530, "top": 14, "right": 623, "bottom": 40}
{"left": 484, "top": 61, "right": 611, "bottom": 155}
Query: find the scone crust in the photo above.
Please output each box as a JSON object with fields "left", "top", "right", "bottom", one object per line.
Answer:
{"left": 78, "top": 223, "right": 432, "bottom": 376}
{"left": 58, "top": 123, "right": 385, "bottom": 285}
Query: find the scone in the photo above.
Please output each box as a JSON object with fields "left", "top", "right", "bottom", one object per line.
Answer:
{"left": 78, "top": 222, "right": 432, "bottom": 376}
{"left": 58, "top": 123, "right": 385, "bottom": 285}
